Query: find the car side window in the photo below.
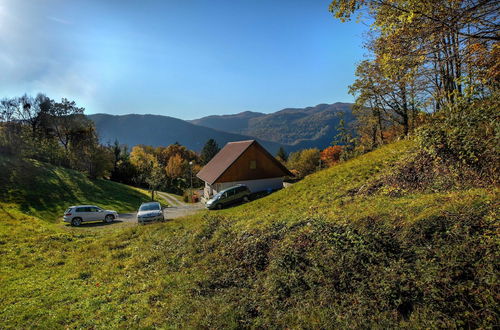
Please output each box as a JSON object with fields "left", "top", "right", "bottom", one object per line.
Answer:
{"left": 76, "top": 207, "right": 85, "bottom": 212}
{"left": 90, "top": 207, "right": 98, "bottom": 212}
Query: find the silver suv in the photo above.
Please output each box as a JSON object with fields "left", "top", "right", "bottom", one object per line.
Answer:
{"left": 63, "top": 205, "right": 118, "bottom": 226}
{"left": 137, "top": 202, "right": 164, "bottom": 224}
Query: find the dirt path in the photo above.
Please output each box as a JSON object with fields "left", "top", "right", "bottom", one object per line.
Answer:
{"left": 156, "top": 191, "right": 204, "bottom": 219}
{"left": 157, "top": 191, "right": 184, "bottom": 207}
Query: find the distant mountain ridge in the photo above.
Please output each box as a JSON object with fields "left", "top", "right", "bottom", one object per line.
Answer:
{"left": 189, "top": 111, "right": 265, "bottom": 132}
{"left": 190, "top": 102, "right": 354, "bottom": 150}
{"left": 88, "top": 113, "right": 286, "bottom": 154}
{"left": 88, "top": 102, "right": 355, "bottom": 154}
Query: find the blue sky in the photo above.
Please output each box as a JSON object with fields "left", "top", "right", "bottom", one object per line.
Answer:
{"left": 0, "top": 0, "right": 367, "bottom": 119}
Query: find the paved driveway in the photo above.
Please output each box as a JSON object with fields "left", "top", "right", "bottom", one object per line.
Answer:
{"left": 118, "top": 192, "right": 204, "bottom": 224}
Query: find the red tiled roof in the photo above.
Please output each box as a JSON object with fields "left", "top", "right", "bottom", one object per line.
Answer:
{"left": 196, "top": 140, "right": 292, "bottom": 184}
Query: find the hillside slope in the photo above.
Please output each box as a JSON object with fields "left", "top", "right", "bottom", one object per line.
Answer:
{"left": 88, "top": 113, "right": 288, "bottom": 153}
{"left": 191, "top": 103, "right": 355, "bottom": 149}
{"left": 0, "top": 155, "right": 155, "bottom": 222}
{"left": 189, "top": 111, "right": 265, "bottom": 132}
{"left": 1, "top": 141, "right": 497, "bottom": 328}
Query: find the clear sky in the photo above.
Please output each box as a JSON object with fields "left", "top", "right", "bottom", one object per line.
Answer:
{"left": 0, "top": 0, "right": 367, "bottom": 120}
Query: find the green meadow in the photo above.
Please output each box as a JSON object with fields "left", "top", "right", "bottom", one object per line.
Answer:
{"left": 0, "top": 141, "right": 498, "bottom": 328}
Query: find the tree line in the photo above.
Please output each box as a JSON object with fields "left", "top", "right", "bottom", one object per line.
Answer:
{"left": 286, "top": 1, "right": 498, "bottom": 180}
{"left": 0, "top": 93, "right": 112, "bottom": 178}
{"left": 326, "top": 0, "right": 498, "bottom": 178}
{"left": 0, "top": 94, "right": 222, "bottom": 198}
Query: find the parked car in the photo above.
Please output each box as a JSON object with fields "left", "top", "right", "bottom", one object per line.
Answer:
{"left": 137, "top": 202, "right": 164, "bottom": 224}
{"left": 206, "top": 184, "right": 251, "bottom": 210}
{"left": 63, "top": 205, "right": 118, "bottom": 226}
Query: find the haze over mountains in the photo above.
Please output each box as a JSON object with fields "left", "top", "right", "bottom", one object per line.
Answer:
{"left": 89, "top": 102, "right": 354, "bottom": 153}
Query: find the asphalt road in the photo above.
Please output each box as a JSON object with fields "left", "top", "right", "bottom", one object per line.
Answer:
{"left": 118, "top": 192, "right": 205, "bottom": 224}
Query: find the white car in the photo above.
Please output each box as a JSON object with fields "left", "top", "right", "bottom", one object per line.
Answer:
{"left": 63, "top": 205, "right": 118, "bottom": 226}
{"left": 137, "top": 202, "right": 164, "bottom": 224}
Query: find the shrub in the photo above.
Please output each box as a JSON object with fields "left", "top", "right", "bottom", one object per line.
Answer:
{"left": 416, "top": 93, "right": 499, "bottom": 183}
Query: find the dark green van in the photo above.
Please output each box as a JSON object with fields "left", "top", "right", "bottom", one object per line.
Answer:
{"left": 206, "top": 185, "right": 251, "bottom": 210}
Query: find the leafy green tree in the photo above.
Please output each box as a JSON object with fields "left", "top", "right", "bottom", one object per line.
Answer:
{"left": 201, "top": 138, "right": 220, "bottom": 165}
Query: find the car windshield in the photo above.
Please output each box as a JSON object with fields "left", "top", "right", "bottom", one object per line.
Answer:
{"left": 213, "top": 192, "right": 225, "bottom": 200}
{"left": 139, "top": 204, "right": 160, "bottom": 211}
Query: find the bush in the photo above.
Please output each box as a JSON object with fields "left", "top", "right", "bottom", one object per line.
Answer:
{"left": 416, "top": 94, "right": 499, "bottom": 182}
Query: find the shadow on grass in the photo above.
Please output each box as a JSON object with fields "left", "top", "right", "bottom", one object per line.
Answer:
{"left": 63, "top": 220, "right": 125, "bottom": 228}
{"left": 1, "top": 155, "right": 153, "bottom": 222}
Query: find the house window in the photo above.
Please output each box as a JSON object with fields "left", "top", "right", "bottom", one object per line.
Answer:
{"left": 250, "top": 160, "right": 257, "bottom": 170}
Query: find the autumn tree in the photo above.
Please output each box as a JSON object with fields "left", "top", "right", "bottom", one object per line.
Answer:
{"left": 130, "top": 145, "right": 159, "bottom": 190}
{"left": 321, "top": 146, "right": 343, "bottom": 167}
{"left": 330, "top": 0, "right": 500, "bottom": 178}
{"left": 157, "top": 144, "right": 198, "bottom": 167}
{"left": 287, "top": 148, "right": 321, "bottom": 179}
{"left": 330, "top": 0, "right": 499, "bottom": 109}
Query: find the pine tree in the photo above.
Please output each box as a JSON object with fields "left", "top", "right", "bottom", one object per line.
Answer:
{"left": 200, "top": 138, "right": 220, "bottom": 165}
{"left": 333, "top": 113, "right": 356, "bottom": 160}
{"left": 276, "top": 146, "right": 288, "bottom": 162}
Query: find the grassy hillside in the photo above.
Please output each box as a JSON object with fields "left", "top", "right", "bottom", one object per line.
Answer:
{"left": 0, "top": 155, "right": 156, "bottom": 221}
{"left": 1, "top": 141, "right": 498, "bottom": 328}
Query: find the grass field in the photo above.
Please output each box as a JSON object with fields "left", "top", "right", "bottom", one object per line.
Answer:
{"left": 0, "top": 141, "right": 498, "bottom": 328}
{"left": 0, "top": 155, "right": 163, "bottom": 222}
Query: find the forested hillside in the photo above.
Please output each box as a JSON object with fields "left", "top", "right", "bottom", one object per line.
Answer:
{"left": 191, "top": 103, "right": 355, "bottom": 149}
{"left": 89, "top": 113, "right": 287, "bottom": 153}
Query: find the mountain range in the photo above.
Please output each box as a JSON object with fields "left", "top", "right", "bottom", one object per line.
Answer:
{"left": 88, "top": 102, "right": 354, "bottom": 153}
{"left": 189, "top": 102, "right": 354, "bottom": 149}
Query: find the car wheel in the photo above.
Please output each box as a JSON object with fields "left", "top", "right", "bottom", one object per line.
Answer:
{"left": 104, "top": 214, "right": 114, "bottom": 223}
{"left": 71, "top": 218, "right": 82, "bottom": 227}
{"left": 243, "top": 196, "right": 249, "bottom": 203}
{"left": 216, "top": 203, "right": 223, "bottom": 210}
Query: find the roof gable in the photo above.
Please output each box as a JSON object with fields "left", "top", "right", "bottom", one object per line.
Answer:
{"left": 197, "top": 140, "right": 292, "bottom": 184}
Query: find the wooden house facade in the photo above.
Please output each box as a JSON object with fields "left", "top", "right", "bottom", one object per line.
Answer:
{"left": 196, "top": 140, "right": 292, "bottom": 200}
